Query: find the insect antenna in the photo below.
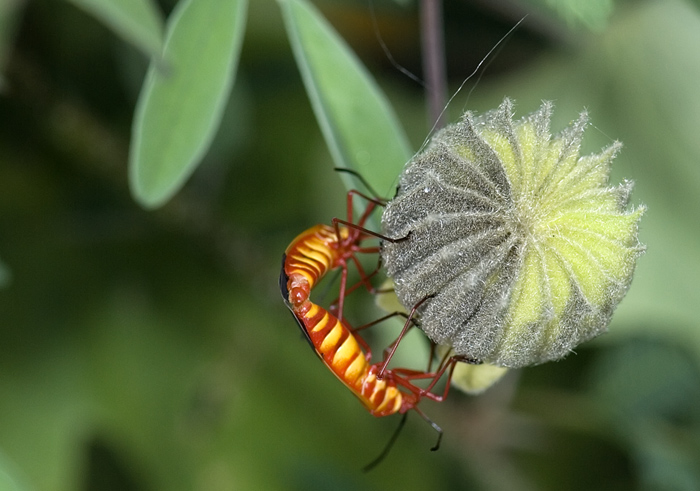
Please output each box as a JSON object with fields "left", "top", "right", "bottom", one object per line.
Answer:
{"left": 334, "top": 167, "right": 384, "bottom": 201}
{"left": 362, "top": 413, "right": 408, "bottom": 472}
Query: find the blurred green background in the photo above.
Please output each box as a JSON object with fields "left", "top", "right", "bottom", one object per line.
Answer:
{"left": 1, "top": 0, "right": 700, "bottom": 489}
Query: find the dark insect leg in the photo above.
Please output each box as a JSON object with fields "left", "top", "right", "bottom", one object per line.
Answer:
{"left": 335, "top": 262, "right": 349, "bottom": 321}
{"left": 420, "top": 355, "right": 460, "bottom": 402}
{"left": 346, "top": 189, "right": 382, "bottom": 226}
{"left": 390, "top": 356, "right": 458, "bottom": 403}
{"left": 327, "top": 251, "right": 382, "bottom": 317}
{"left": 362, "top": 413, "right": 408, "bottom": 472}
{"left": 349, "top": 253, "right": 378, "bottom": 299}
{"left": 352, "top": 311, "right": 411, "bottom": 333}
{"left": 381, "top": 374, "right": 445, "bottom": 451}
{"left": 333, "top": 217, "right": 409, "bottom": 244}
{"left": 330, "top": 260, "right": 380, "bottom": 304}
{"left": 412, "top": 406, "right": 444, "bottom": 451}
{"left": 334, "top": 167, "right": 385, "bottom": 202}
{"left": 378, "top": 294, "right": 433, "bottom": 378}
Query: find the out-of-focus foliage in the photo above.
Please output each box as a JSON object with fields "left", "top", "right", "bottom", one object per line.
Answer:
{"left": 1, "top": 0, "right": 699, "bottom": 490}
{"left": 0, "top": 0, "right": 24, "bottom": 89}
{"left": 0, "top": 255, "right": 10, "bottom": 288}
{"left": 0, "top": 449, "right": 28, "bottom": 491}
{"left": 66, "top": 0, "right": 164, "bottom": 59}
{"left": 524, "top": 0, "right": 615, "bottom": 30}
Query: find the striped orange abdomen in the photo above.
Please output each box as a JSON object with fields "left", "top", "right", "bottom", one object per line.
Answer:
{"left": 284, "top": 224, "right": 349, "bottom": 291}
{"left": 298, "top": 303, "right": 403, "bottom": 417}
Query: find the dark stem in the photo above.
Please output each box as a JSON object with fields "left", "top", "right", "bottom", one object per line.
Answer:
{"left": 420, "top": 0, "right": 448, "bottom": 129}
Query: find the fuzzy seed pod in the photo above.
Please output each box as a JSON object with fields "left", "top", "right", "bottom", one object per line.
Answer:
{"left": 381, "top": 99, "right": 645, "bottom": 368}
{"left": 375, "top": 278, "right": 509, "bottom": 394}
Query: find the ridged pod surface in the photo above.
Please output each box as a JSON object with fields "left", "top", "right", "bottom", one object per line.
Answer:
{"left": 381, "top": 99, "right": 645, "bottom": 368}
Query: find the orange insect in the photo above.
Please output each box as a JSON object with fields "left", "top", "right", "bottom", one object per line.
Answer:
{"left": 280, "top": 187, "right": 478, "bottom": 467}
{"left": 281, "top": 188, "right": 386, "bottom": 322}
{"left": 280, "top": 273, "right": 470, "bottom": 439}
{"left": 280, "top": 186, "right": 391, "bottom": 373}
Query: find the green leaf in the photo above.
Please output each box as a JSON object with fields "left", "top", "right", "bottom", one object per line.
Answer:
{"left": 129, "top": 0, "right": 248, "bottom": 209}
{"left": 279, "top": 0, "right": 411, "bottom": 196}
{"left": 65, "top": 0, "right": 164, "bottom": 59}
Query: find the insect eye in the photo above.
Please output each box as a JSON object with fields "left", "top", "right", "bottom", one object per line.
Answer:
{"left": 287, "top": 274, "right": 310, "bottom": 307}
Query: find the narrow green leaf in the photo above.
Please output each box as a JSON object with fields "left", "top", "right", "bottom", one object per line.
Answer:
{"left": 130, "top": 0, "right": 248, "bottom": 208}
{"left": 279, "top": 0, "right": 411, "bottom": 196}
{"left": 65, "top": 0, "right": 164, "bottom": 59}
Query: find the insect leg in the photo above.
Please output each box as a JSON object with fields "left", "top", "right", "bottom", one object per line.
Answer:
{"left": 333, "top": 217, "right": 409, "bottom": 244}
{"left": 411, "top": 405, "right": 443, "bottom": 451}
{"left": 378, "top": 294, "right": 434, "bottom": 378}
{"left": 334, "top": 167, "right": 385, "bottom": 203}
{"left": 362, "top": 413, "right": 408, "bottom": 472}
